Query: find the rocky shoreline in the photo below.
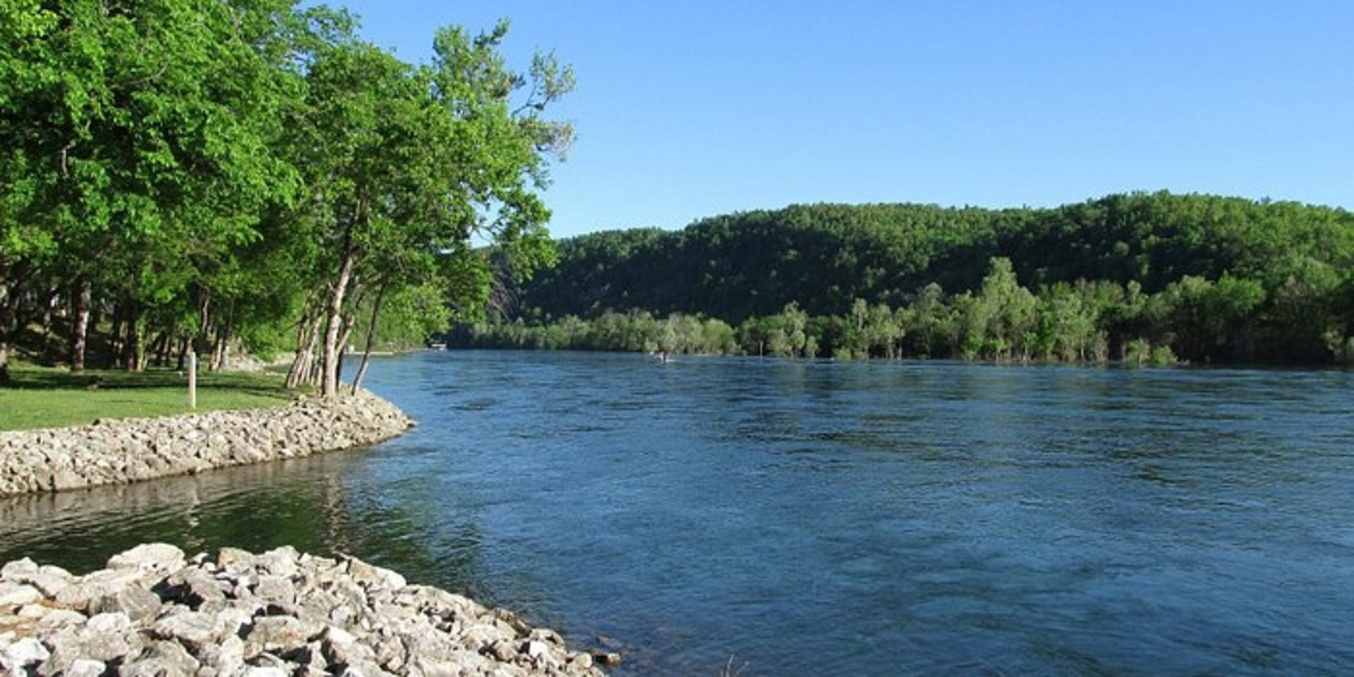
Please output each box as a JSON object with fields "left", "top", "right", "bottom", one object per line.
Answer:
{"left": 0, "top": 392, "right": 617, "bottom": 674}
{"left": 0, "top": 390, "right": 415, "bottom": 497}
{"left": 0, "top": 543, "right": 605, "bottom": 676}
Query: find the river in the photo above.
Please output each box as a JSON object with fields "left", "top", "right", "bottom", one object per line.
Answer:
{"left": 3, "top": 351, "right": 1353, "bottom": 674}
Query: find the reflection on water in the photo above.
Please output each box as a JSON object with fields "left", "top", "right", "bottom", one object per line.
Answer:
{"left": 0, "top": 447, "right": 490, "bottom": 601}
{"left": 3, "top": 353, "right": 1354, "bottom": 674}
{"left": 2, "top": 452, "right": 354, "bottom": 571}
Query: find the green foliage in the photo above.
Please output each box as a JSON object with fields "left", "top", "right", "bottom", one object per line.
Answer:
{"left": 452, "top": 310, "right": 741, "bottom": 356}
{"left": 0, "top": 2, "right": 570, "bottom": 391}
{"left": 955, "top": 258, "right": 1038, "bottom": 361}
{"left": 285, "top": 17, "right": 571, "bottom": 395}
{"left": 350, "top": 283, "right": 450, "bottom": 353}
{"left": 1, "top": 0, "right": 329, "bottom": 374}
{"left": 475, "top": 192, "right": 1354, "bottom": 365}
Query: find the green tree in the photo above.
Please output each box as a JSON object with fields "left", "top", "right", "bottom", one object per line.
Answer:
{"left": 898, "top": 283, "right": 956, "bottom": 358}
{"left": 1034, "top": 282, "right": 1105, "bottom": 362}
{"left": 835, "top": 298, "right": 871, "bottom": 359}
{"left": 699, "top": 316, "right": 739, "bottom": 355}
{"left": 1262, "top": 256, "right": 1342, "bottom": 362}
{"left": 1, "top": 0, "right": 315, "bottom": 373}
{"left": 503, "top": 192, "right": 1354, "bottom": 366}
{"left": 1156, "top": 274, "right": 1265, "bottom": 362}
{"left": 958, "top": 258, "right": 1037, "bottom": 360}
{"left": 287, "top": 20, "right": 572, "bottom": 396}
{"left": 765, "top": 302, "right": 810, "bottom": 357}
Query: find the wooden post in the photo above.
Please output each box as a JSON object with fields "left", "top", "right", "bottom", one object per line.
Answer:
{"left": 188, "top": 352, "right": 197, "bottom": 409}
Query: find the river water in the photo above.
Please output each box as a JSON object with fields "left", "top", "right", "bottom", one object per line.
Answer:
{"left": 3, "top": 351, "right": 1353, "bottom": 674}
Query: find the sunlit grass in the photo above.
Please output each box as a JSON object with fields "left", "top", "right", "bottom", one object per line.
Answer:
{"left": 0, "top": 362, "right": 308, "bottom": 431}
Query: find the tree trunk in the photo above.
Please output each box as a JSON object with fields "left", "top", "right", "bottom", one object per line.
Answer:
{"left": 176, "top": 334, "right": 190, "bottom": 372}
{"left": 150, "top": 330, "right": 171, "bottom": 367}
{"left": 70, "top": 277, "right": 91, "bottom": 373}
{"left": 108, "top": 306, "right": 124, "bottom": 369}
{"left": 211, "top": 302, "right": 233, "bottom": 371}
{"left": 0, "top": 276, "right": 11, "bottom": 384}
{"left": 334, "top": 311, "right": 355, "bottom": 387}
{"left": 211, "top": 326, "right": 229, "bottom": 371}
{"left": 349, "top": 349, "right": 370, "bottom": 395}
{"left": 308, "top": 349, "right": 323, "bottom": 385}
{"left": 321, "top": 249, "right": 357, "bottom": 397}
{"left": 351, "top": 283, "right": 388, "bottom": 394}
{"left": 286, "top": 311, "right": 311, "bottom": 389}
{"left": 196, "top": 289, "right": 214, "bottom": 369}
{"left": 286, "top": 311, "right": 322, "bottom": 389}
{"left": 40, "top": 292, "right": 55, "bottom": 358}
{"left": 124, "top": 308, "right": 146, "bottom": 372}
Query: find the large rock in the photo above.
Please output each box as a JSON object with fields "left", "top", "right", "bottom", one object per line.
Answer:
{"left": 0, "top": 637, "right": 49, "bottom": 672}
{"left": 107, "top": 543, "right": 186, "bottom": 572}
{"left": 0, "top": 582, "right": 42, "bottom": 608}
{"left": 90, "top": 585, "right": 162, "bottom": 621}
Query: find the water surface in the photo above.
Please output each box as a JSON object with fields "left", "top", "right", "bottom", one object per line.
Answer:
{"left": 3, "top": 352, "right": 1353, "bottom": 674}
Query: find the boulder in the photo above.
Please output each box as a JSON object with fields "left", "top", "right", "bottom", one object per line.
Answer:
{"left": 1, "top": 637, "right": 49, "bottom": 671}
{"left": 152, "top": 610, "right": 223, "bottom": 650}
{"left": 0, "top": 582, "right": 42, "bottom": 608}
{"left": 107, "top": 543, "right": 186, "bottom": 572}
{"left": 91, "top": 585, "right": 163, "bottom": 621}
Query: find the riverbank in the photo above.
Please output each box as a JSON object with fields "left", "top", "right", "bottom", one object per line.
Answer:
{"left": 0, "top": 389, "right": 414, "bottom": 497}
{"left": 0, "top": 543, "right": 604, "bottom": 675}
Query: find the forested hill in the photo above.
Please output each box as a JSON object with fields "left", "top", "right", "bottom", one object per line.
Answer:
{"left": 457, "top": 191, "right": 1354, "bottom": 364}
{"left": 519, "top": 192, "right": 1354, "bottom": 323}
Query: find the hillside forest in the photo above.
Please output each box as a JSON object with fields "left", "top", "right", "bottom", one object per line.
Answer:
{"left": 0, "top": 0, "right": 573, "bottom": 394}
{"left": 451, "top": 192, "right": 1354, "bottom": 366}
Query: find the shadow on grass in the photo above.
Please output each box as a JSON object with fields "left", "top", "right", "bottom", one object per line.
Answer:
{"left": 4, "top": 364, "right": 298, "bottom": 401}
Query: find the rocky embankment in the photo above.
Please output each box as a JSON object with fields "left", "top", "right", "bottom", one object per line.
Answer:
{"left": 0, "top": 543, "right": 604, "bottom": 676}
{"left": 0, "top": 390, "right": 414, "bottom": 497}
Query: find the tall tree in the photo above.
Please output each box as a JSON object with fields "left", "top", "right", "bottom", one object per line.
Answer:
{"left": 0, "top": 0, "right": 314, "bottom": 372}
{"left": 958, "top": 258, "right": 1037, "bottom": 361}
{"left": 290, "top": 19, "right": 572, "bottom": 396}
{"left": 0, "top": 0, "right": 60, "bottom": 380}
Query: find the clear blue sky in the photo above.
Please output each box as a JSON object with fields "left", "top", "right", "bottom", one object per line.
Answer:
{"left": 331, "top": 1, "right": 1353, "bottom": 239}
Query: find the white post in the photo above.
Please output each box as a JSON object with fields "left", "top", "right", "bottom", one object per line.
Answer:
{"left": 188, "top": 352, "right": 198, "bottom": 409}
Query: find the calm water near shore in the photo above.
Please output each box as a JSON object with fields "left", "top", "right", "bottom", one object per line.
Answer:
{"left": 4, "top": 351, "right": 1354, "bottom": 674}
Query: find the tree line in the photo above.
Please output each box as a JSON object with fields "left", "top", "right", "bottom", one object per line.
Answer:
{"left": 0, "top": 0, "right": 572, "bottom": 394}
{"left": 455, "top": 193, "right": 1354, "bottom": 365}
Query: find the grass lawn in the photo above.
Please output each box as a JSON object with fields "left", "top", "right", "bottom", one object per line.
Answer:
{"left": 0, "top": 362, "right": 308, "bottom": 431}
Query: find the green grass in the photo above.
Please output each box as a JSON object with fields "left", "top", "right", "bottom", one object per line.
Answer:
{"left": 0, "top": 362, "right": 309, "bottom": 431}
